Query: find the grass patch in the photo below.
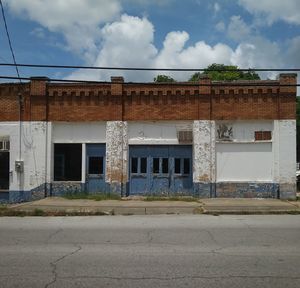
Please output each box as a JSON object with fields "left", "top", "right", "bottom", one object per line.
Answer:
{"left": 144, "top": 196, "right": 199, "bottom": 202}
{"left": 0, "top": 205, "right": 8, "bottom": 211}
{"left": 32, "top": 208, "right": 46, "bottom": 216}
{"left": 63, "top": 193, "right": 121, "bottom": 201}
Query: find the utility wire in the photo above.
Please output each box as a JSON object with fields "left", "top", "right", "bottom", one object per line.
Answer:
{"left": 0, "top": 75, "right": 299, "bottom": 86}
{"left": 0, "top": 0, "right": 21, "bottom": 83}
{"left": 0, "top": 62, "right": 300, "bottom": 72}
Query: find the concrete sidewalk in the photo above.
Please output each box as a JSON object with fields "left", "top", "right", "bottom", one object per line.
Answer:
{"left": 5, "top": 197, "right": 300, "bottom": 215}
{"left": 201, "top": 198, "right": 300, "bottom": 214}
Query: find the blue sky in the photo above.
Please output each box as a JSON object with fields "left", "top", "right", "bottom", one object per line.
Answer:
{"left": 0, "top": 0, "right": 300, "bottom": 83}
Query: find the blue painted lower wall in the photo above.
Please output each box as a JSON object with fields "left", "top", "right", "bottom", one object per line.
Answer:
{"left": 2, "top": 181, "right": 285, "bottom": 204}
{"left": 215, "top": 182, "right": 279, "bottom": 198}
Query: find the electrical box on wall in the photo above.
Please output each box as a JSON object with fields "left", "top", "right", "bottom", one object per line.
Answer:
{"left": 15, "top": 160, "right": 24, "bottom": 173}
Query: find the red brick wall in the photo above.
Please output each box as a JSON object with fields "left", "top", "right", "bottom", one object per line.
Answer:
{"left": 0, "top": 74, "right": 296, "bottom": 122}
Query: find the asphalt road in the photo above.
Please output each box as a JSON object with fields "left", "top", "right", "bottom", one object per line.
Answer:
{"left": 0, "top": 215, "right": 300, "bottom": 288}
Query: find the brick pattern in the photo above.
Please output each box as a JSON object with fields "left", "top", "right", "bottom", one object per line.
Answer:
{"left": 255, "top": 131, "right": 272, "bottom": 141}
{"left": 0, "top": 74, "right": 296, "bottom": 122}
{"left": 0, "top": 84, "right": 28, "bottom": 121}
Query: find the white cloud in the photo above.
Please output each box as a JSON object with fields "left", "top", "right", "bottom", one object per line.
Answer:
{"left": 68, "top": 18, "right": 233, "bottom": 82}
{"left": 214, "top": 3, "right": 220, "bottom": 13}
{"left": 4, "top": 0, "right": 121, "bottom": 62}
{"left": 154, "top": 32, "right": 233, "bottom": 80}
{"left": 239, "top": 0, "right": 300, "bottom": 25}
{"left": 30, "top": 27, "right": 45, "bottom": 39}
{"left": 67, "top": 14, "right": 298, "bottom": 83}
{"left": 216, "top": 21, "right": 225, "bottom": 32}
{"left": 227, "top": 15, "right": 251, "bottom": 41}
{"left": 67, "top": 14, "right": 157, "bottom": 81}
{"left": 231, "top": 37, "right": 283, "bottom": 79}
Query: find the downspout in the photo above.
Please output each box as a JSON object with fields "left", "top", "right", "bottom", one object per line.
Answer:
{"left": 44, "top": 87, "right": 49, "bottom": 197}
{"left": 209, "top": 85, "right": 213, "bottom": 198}
{"left": 18, "top": 91, "right": 23, "bottom": 193}
{"left": 121, "top": 85, "right": 124, "bottom": 197}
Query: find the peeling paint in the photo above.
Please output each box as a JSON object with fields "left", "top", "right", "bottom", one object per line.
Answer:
{"left": 193, "top": 120, "right": 216, "bottom": 183}
{"left": 105, "top": 121, "right": 128, "bottom": 186}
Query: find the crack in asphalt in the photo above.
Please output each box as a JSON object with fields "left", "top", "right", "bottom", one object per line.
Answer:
{"left": 44, "top": 244, "right": 82, "bottom": 288}
{"left": 46, "top": 228, "right": 63, "bottom": 243}
{"left": 58, "top": 274, "right": 300, "bottom": 281}
{"left": 147, "top": 230, "right": 154, "bottom": 244}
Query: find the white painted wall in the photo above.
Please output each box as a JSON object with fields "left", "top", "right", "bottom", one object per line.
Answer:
{"left": 0, "top": 121, "right": 51, "bottom": 191}
{"left": 273, "top": 120, "right": 296, "bottom": 184}
{"left": 216, "top": 120, "right": 273, "bottom": 142}
{"left": 216, "top": 121, "right": 274, "bottom": 182}
{"left": 128, "top": 121, "right": 193, "bottom": 145}
{"left": 216, "top": 142, "right": 273, "bottom": 181}
{"left": 52, "top": 122, "right": 106, "bottom": 143}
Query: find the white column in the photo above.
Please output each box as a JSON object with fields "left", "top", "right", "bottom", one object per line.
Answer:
{"left": 273, "top": 120, "right": 296, "bottom": 199}
{"left": 105, "top": 121, "right": 128, "bottom": 194}
{"left": 193, "top": 120, "right": 216, "bottom": 197}
{"left": 81, "top": 143, "right": 86, "bottom": 184}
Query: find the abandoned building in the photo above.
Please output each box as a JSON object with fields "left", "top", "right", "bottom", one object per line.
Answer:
{"left": 0, "top": 74, "right": 297, "bottom": 203}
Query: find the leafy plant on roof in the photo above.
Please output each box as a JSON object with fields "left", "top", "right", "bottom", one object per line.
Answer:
{"left": 189, "top": 63, "right": 260, "bottom": 82}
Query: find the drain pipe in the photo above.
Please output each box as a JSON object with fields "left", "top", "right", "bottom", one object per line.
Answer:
{"left": 17, "top": 92, "right": 23, "bottom": 193}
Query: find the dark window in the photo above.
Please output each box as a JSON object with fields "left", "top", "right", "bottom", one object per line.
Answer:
{"left": 162, "top": 158, "right": 168, "bottom": 174}
{"left": 175, "top": 158, "right": 181, "bottom": 174}
{"left": 153, "top": 158, "right": 160, "bottom": 173}
{"left": 0, "top": 152, "right": 9, "bottom": 189}
{"left": 140, "top": 158, "right": 147, "bottom": 173}
{"left": 54, "top": 144, "right": 82, "bottom": 181}
{"left": 183, "top": 158, "right": 190, "bottom": 174}
{"left": 131, "top": 158, "right": 138, "bottom": 173}
{"left": 89, "top": 157, "right": 103, "bottom": 174}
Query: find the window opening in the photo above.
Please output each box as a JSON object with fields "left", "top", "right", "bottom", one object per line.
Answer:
{"left": 89, "top": 157, "right": 103, "bottom": 175}
{"left": 153, "top": 158, "right": 160, "bottom": 174}
{"left": 175, "top": 158, "right": 181, "bottom": 174}
{"left": 131, "top": 158, "right": 138, "bottom": 173}
{"left": 162, "top": 158, "right": 169, "bottom": 174}
{"left": 54, "top": 144, "right": 82, "bottom": 181}
{"left": 140, "top": 157, "right": 147, "bottom": 173}
{"left": 255, "top": 131, "right": 272, "bottom": 141}
{"left": 183, "top": 158, "right": 190, "bottom": 174}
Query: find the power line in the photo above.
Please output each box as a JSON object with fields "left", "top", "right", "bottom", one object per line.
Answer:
{"left": 0, "top": 0, "right": 21, "bottom": 83}
{"left": 0, "top": 62, "right": 300, "bottom": 72}
{"left": 0, "top": 75, "right": 299, "bottom": 86}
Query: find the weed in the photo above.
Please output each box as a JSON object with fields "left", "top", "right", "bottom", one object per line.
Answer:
{"left": 32, "top": 208, "right": 45, "bottom": 216}
{"left": 63, "top": 193, "right": 121, "bottom": 201}
{"left": 144, "top": 196, "right": 199, "bottom": 202}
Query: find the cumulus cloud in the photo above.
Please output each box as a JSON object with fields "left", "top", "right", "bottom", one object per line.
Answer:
{"left": 227, "top": 15, "right": 251, "bottom": 41}
{"left": 67, "top": 15, "right": 157, "bottom": 81}
{"left": 231, "top": 37, "right": 283, "bottom": 79}
{"left": 239, "top": 0, "right": 300, "bottom": 25}
{"left": 4, "top": 0, "right": 300, "bottom": 86}
{"left": 68, "top": 18, "right": 233, "bottom": 82}
{"left": 4, "top": 0, "right": 121, "bottom": 62}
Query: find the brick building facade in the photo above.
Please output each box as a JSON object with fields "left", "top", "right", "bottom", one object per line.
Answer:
{"left": 0, "top": 74, "right": 297, "bottom": 203}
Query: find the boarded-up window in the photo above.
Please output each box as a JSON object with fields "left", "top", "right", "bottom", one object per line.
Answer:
{"left": 255, "top": 131, "right": 272, "bottom": 141}
{"left": 177, "top": 131, "right": 193, "bottom": 143}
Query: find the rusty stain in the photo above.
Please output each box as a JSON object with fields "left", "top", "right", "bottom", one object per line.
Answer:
{"left": 198, "top": 174, "right": 210, "bottom": 182}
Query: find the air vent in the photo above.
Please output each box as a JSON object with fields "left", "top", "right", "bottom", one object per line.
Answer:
{"left": 0, "top": 140, "right": 10, "bottom": 151}
{"left": 177, "top": 131, "right": 193, "bottom": 143}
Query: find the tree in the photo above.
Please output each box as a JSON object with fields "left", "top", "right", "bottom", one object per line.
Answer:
{"left": 188, "top": 63, "right": 260, "bottom": 82}
{"left": 154, "top": 75, "right": 176, "bottom": 83}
